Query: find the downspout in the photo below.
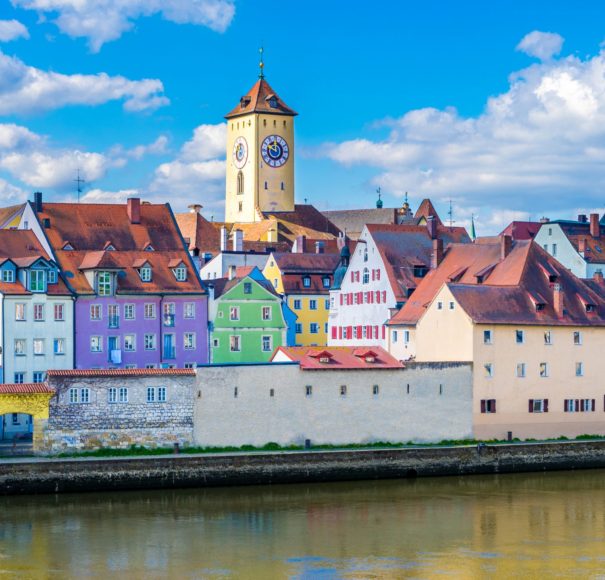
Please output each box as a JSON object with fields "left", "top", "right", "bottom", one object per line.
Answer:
{"left": 72, "top": 294, "right": 76, "bottom": 370}
{"left": 159, "top": 294, "right": 164, "bottom": 367}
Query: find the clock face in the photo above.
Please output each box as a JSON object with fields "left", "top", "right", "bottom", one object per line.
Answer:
{"left": 232, "top": 137, "right": 248, "bottom": 169}
{"left": 261, "top": 135, "right": 289, "bottom": 168}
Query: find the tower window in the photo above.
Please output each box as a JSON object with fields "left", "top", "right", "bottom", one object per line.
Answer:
{"left": 263, "top": 119, "right": 267, "bottom": 127}
{"left": 264, "top": 181, "right": 268, "bottom": 190}
{"left": 238, "top": 202, "right": 243, "bottom": 212}
{"left": 283, "top": 120, "right": 287, "bottom": 127}
{"left": 281, "top": 182, "right": 284, "bottom": 191}
{"left": 237, "top": 122, "right": 239, "bottom": 129}
{"left": 273, "top": 120, "right": 276, "bottom": 127}
{"left": 237, "top": 171, "right": 244, "bottom": 195}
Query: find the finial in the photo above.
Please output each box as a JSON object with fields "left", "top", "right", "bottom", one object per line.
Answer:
{"left": 376, "top": 187, "right": 383, "bottom": 209}
{"left": 259, "top": 46, "right": 265, "bottom": 79}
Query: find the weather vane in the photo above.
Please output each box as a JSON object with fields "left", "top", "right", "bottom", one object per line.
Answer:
{"left": 259, "top": 46, "right": 265, "bottom": 79}
{"left": 74, "top": 168, "right": 85, "bottom": 203}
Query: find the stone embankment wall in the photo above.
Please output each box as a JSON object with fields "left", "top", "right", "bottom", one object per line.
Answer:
{"left": 2, "top": 440, "right": 605, "bottom": 495}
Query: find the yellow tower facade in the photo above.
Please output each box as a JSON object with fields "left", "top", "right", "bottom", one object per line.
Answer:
{"left": 225, "top": 74, "right": 297, "bottom": 223}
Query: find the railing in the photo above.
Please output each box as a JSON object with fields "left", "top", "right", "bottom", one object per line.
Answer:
{"left": 108, "top": 315, "right": 120, "bottom": 329}
{"left": 163, "top": 313, "right": 175, "bottom": 327}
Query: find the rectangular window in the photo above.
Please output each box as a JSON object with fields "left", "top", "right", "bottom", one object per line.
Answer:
{"left": 184, "top": 302, "right": 195, "bottom": 319}
{"left": 174, "top": 267, "right": 187, "bottom": 282}
{"left": 124, "top": 335, "right": 135, "bottom": 351}
{"left": 392, "top": 330, "right": 398, "bottom": 343}
{"left": 229, "top": 307, "right": 240, "bottom": 321}
{"left": 144, "top": 334, "right": 156, "bottom": 350}
{"left": 516, "top": 363, "right": 526, "bottom": 378}
{"left": 303, "top": 276, "right": 311, "bottom": 287}
{"left": 262, "top": 306, "right": 271, "bottom": 320}
{"left": 124, "top": 304, "right": 135, "bottom": 320}
{"left": 2, "top": 269, "right": 14, "bottom": 282}
{"left": 97, "top": 271, "right": 112, "bottom": 296}
{"left": 53, "top": 338, "right": 65, "bottom": 355}
{"left": 539, "top": 362, "right": 549, "bottom": 377}
{"left": 340, "top": 385, "right": 347, "bottom": 396}
{"left": 144, "top": 303, "right": 156, "bottom": 319}
{"left": 309, "top": 299, "right": 317, "bottom": 310}
{"left": 449, "top": 301, "right": 455, "bottom": 310}
{"left": 244, "top": 282, "right": 252, "bottom": 294}
{"left": 90, "top": 304, "right": 101, "bottom": 320}
{"left": 574, "top": 331, "right": 582, "bottom": 345}
{"left": 48, "top": 270, "right": 57, "bottom": 284}
{"left": 80, "top": 388, "right": 90, "bottom": 404}
{"left": 437, "top": 301, "right": 443, "bottom": 310}
{"left": 54, "top": 303, "right": 65, "bottom": 321}
{"left": 262, "top": 335, "right": 272, "bottom": 352}
{"left": 163, "top": 303, "right": 175, "bottom": 327}
{"left": 324, "top": 299, "right": 330, "bottom": 310}
{"left": 146, "top": 387, "right": 155, "bottom": 403}
{"left": 483, "top": 330, "right": 492, "bottom": 344}
{"left": 108, "top": 387, "right": 117, "bottom": 403}
{"left": 295, "top": 323, "right": 302, "bottom": 334}
{"left": 29, "top": 270, "right": 46, "bottom": 292}
{"left": 33, "top": 339, "right": 44, "bottom": 355}
{"left": 33, "top": 304, "right": 44, "bottom": 321}
{"left": 14, "top": 372, "right": 24, "bottom": 383}
{"left": 157, "top": 387, "right": 166, "bottom": 402}
{"left": 33, "top": 371, "right": 44, "bottom": 383}
{"left": 305, "top": 385, "right": 312, "bottom": 397}
{"left": 480, "top": 399, "right": 497, "bottom": 413}
{"left": 530, "top": 399, "right": 548, "bottom": 413}
{"left": 544, "top": 330, "right": 552, "bottom": 345}
{"left": 15, "top": 303, "right": 26, "bottom": 321}
{"left": 293, "top": 299, "right": 301, "bottom": 310}
{"left": 212, "top": 338, "right": 219, "bottom": 348}
{"left": 90, "top": 336, "right": 102, "bottom": 352}
{"left": 184, "top": 332, "right": 196, "bottom": 350}
{"left": 69, "top": 388, "right": 78, "bottom": 403}
{"left": 404, "top": 330, "right": 410, "bottom": 343}
{"left": 14, "top": 339, "right": 26, "bottom": 356}
{"left": 108, "top": 304, "right": 119, "bottom": 328}
{"left": 230, "top": 335, "right": 241, "bottom": 352}
{"left": 516, "top": 329, "right": 524, "bottom": 344}
{"left": 310, "top": 323, "right": 319, "bottom": 334}
{"left": 552, "top": 243, "right": 557, "bottom": 257}
{"left": 576, "top": 362, "right": 584, "bottom": 376}
{"left": 484, "top": 363, "right": 493, "bottom": 378}
{"left": 373, "top": 385, "right": 379, "bottom": 396}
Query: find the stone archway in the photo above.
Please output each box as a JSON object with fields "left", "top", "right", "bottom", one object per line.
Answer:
{"left": 0, "top": 385, "right": 54, "bottom": 451}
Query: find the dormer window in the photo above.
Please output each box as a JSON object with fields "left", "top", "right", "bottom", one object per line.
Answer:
{"left": 2, "top": 269, "right": 14, "bottom": 283}
{"left": 240, "top": 96, "right": 251, "bottom": 108}
{"left": 268, "top": 96, "right": 278, "bottom": 108}
{"left": 364, "top": 355, "right": 376, "bottom": 363}
{"left": 303, "top": 276, "right": 311, "bottom": 288}
{"left": 322, "top": 276, "right": 331, "bottom": 288}
{"left": 97, "top": 271, "right": 112, "bottom": 296}
{"left": 104, "top": 243, "right": 115, "bottom": 251}
{"left": 413, "top": 265, "right": 428, "bottom": 278}
{"left": 319, "top": 356, "right": 331, "bottom": 364}
{"left": 145, "top": 245, "right": 154, "bottom": 252}
{"left": 139, "top": 266, "right": 152, "bottom": 282}
{"left": 48, "top": 270, "right": 57, "bottom": 284}
{"left": 173, "top": 266, "right": 187, "bottom": 282}
{"left": 62, "top": 242, "right": 74, "bottom": 251}
{"left": 29, "top": 270, "right": 46, "bottom": 292}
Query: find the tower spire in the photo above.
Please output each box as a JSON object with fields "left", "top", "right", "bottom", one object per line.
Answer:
{"left": 258, "top": 46, "right": 265, "bottom": 79}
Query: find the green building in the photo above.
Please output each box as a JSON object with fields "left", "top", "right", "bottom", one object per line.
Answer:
{"left": 208, "top": 268, "right": 288, "bottom": 363}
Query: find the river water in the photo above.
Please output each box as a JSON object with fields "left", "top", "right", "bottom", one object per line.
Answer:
{"left": 2, "top": 469, "right": 605, "bottom": 578}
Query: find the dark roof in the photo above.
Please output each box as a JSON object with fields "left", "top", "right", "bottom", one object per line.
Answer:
{"left": 264, "top": 205, "right": 342, "bottom": 238}
{"left": 500, "top": 221, "right": 541, "bottom": 240}
{"left": 271, "top": 252, "right": 340, "bottom": 274}
{"left": 321, "top": 208, "right": 401, "bottom": 239}
{"left": 209, "top": 275, "right": 280, "bottom": 300}
{"left": 225, "top": 79, "right": 297, "bottom": 119}
{"left": 548, "top": 221, "right": 605, "bottom": 264}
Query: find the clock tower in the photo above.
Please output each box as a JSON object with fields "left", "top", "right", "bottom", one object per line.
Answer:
{"left": 225, "top": 55, "right": 297, "bottom": 223}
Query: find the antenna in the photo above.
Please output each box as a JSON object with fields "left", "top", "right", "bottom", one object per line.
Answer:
{"left": 447, "top": 199, "right": 455, "bottom": 229}
{"left": 74, "top": 168, "right": 85, "bottom": 203}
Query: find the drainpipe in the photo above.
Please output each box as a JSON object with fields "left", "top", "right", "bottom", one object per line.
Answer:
{"left": 159, "top": 295, "right": 164, "bottom": 368}
{"left": 72, "top": 295, "right": 76, "bottom": 370}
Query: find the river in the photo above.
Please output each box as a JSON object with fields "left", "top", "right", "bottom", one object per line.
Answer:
{"left": 1, "top": 469, "right": 605, "bottom": 578}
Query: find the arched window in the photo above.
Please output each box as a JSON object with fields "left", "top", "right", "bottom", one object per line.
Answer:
{"left": 237, "top": 171, "right": 244, "bottom": 194}
{"left": 283, "top": 120, "right": 287, "bottom": 128}
{"left": 238, "top": 201, "right": 243, "bottom": 212}
{"left": 263, "top": 119, "right": 267, "bottom": 127}
{"left": 273, "top": 120, "right": 276, "bottom": 127}
{"left": 264, "top": 181, "right": 268, "bottom": 190}
{"left": 363, "top": 268, "right": 370, "bottom": 284}
{"left": 280, "top": 182, "right": 284, "bottom": 191}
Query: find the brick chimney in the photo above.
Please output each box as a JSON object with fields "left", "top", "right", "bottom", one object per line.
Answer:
{"left": 33, "top": 191, "right": 43, "bottom": 213}
{"left": 431, "top": 238, "right": 443, "bottom": 269}
{"left": 500, "top": 234, "right": 512, "bottom": 260}
{"left": 188, "top": 204, "right": 203, "bottom": 214}
{"left": 220, "top": 226, "right": 228, "bottom": 252}
{"left": 293, "top": 235, "right": 306, "bottom": 253}
{"left": 127, "top": 198, "right": 141, "bottom": 224}
{"left": 426, "top": 215, "right": 437, "bottom": 240}
{"left": 553, "top": 283, "right": 564, "bottom": 317}
{"left": 578, "top": 214, "right": 588, "bottom": 223}
{"left": 590, "top": 213, "right": 600, "bottom": 238}
{"left": 232, "top": 229, "right": 243, "bottom": 252}
{"left": 315, "top": 241, "right": 325, "bottom": 254}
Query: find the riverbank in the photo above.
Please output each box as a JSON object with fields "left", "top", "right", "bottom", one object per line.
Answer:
{"left": 2, "top": 439, "right": 605, "bottom": 495}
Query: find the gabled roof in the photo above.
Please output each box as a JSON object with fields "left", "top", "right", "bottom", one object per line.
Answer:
{"left": 0, "top": 204, "right": 25, "bottom": 229}
{"left": 225, "top": 78, "right": 297, "bottom": 119}
{"left": 544, "top": 220, "right": 605, "bottom": 264}
{"left": 270, "top": 252, "right": 340, "bottom": 274}
{"left": 210, "top": 273, "right": 280, "bottom": 300}
{"left": 175, "top": 211, "right": 223, "bottom": 255}
{"left": 271, "top": 346, "right": 404, "bottom": 370}
{"left": 500, "top": 221, "right": 541, "bottom": 240}
{"left": 414, "top": 199, "right": 443, "bottom": 226}
{"left": 0, "top": 383, "right": 54, "bottom": 394}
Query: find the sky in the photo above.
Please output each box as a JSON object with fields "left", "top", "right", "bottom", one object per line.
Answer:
{"left": 2, "top": 1, "right": 605, "bottom": 234}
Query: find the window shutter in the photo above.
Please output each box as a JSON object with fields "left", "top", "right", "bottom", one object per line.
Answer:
{"left": 338, "top": 327, "right": 342, "bottom": 339}
{"left": 382, "top": 290, "right": 387, "bottom": 303}
{"left": 563, "top": 399, "right": 568, "bottom": 412}
{"left": 544, "top": 399, "right": 549, "bottom": 413}
{"left": 367, "top": 325, "right": 372, "bottom": 337}
{"left": 331, "top": 326, "right": 337, "bottom": 340}
{"left": 372, "top": 269, "right": 375, "bottom": 281}
{"left": 376, "top": 291, "right": 381, "bottom": 304}
{"left": 592, "top": 399, "right": 596, "bottom": 412}
{"left": 529, "top": 399, "right": 534, "bottom": 413}
{"left": 356, "top": 325, "right": 362, "bottom": 338}
{"left": 382, "top": 326, "right": 386, "bottom": 339}
{"left": 340, "top": 294, "right": 343, "bottom": 306}
{"left": 377, "top": 270, "right": 380, "bottom": 280}
{"left": 347, "top": 326, "right": 352, "bottom": 339}
{"left": 575, "top": 399, "right": 580, "bottom": 412}
{"left": 481, "top": 400, "right": 486, "bottom": 413}
{"left": 492, "top": 399, "right": 496, "bottom": 413}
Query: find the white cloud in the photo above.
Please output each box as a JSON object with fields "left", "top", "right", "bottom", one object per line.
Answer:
{"left": 78, "top": 188, "right": 140, "bottom": 203}
{"left": 109, "top": 135, "right": 169, "bottom": 164}
{"left": 0, "top": 176, "right": 26, "bottom": 202}
{"left": 0, "top": 123, "right": 41, "bottom": 149}
{"left": 324, "top": 33, "right": 605, "bottom": 233}
{"left": 0, "top": 19, "right": 29, "bottom": 42}
{"left": 0, "top": 50, "right": 169, "bottom": 114}
{"left": 12, "top": 0, "right": 235, "bottom": 52}
{"left": 517, "top": 31, "right": 564, "bottom": 61}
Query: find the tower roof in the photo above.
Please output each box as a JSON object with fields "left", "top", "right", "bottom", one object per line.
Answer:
{"left": 225, "top": 78, "right": 297, "bottom": 119}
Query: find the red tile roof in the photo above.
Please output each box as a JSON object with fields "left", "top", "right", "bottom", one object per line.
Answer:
{"left": 0, "top": 383, "right": 54, "bottom": 394}
{"left": 225, "top": 78, "right": 297, "bottom": 119}
{"left": 414, "top": 199, "right": 443, "bottom": 226}
{"left": 47, "top": 369, "right": 195, "bottom": 377}
{"left": 500, "top": 221, "right": 541, "bottom": 240}
{"left": 271, "top": 252, "right": 340, "bottom": 295}
{"left": 271, "top": 346, "right": 404, "bottom": 370}
{"left": 175, "top": 211, "right": 223, "bottom": 255}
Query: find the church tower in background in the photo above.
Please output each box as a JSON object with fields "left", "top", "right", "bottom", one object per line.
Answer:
{"left": 225, "top": 49, "right": 297, "bottom": 223}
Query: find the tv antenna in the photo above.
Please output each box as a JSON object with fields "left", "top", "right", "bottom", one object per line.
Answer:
{"left": 74, "top": 169, "right": 85, "bottom": 203}
{"left": 447, "top": 199, "right": 456, "bottom": 229}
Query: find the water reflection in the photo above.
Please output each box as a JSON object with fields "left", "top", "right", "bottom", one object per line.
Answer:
{"left": 1, "top": 471, "right": 605, "bottom": 578}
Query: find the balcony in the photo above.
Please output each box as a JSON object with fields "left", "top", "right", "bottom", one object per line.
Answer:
{"left": 108, "top": 315, "right": 120, "bottom": 329}
{"left": 163, "top": 313, "right": 175, "bottom": 327}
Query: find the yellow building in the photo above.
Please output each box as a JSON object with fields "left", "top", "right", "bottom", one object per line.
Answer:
{"left": 225, "top": 56, "right": 297, "bottom": 224}
{"left": 263, "top": 251, "right": 339, "bottom": 346}
{"left": 388, "top": 237, "right": 605, "bottom": 440}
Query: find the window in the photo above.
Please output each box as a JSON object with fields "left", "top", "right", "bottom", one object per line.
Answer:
{"left": 449, "top": 301, "right": 455, "bottom": 310}
{"left": 230, "top": 335, "right": 241, "bottom": 352}
{"left": 14, "top": 339, "right": 25, "bottom": 355}
{"left": 573, "top": 331, "right": 582, "bottom": 345}
{"left": 184, "top": 302, "right": 195, "bottom": 319}
{"left": 79, "top": 388, "right": 90, "bottom": 404}
{"left": 392, "top": 330, "right": 398, "bottom": 343}
{"left": 362, "top": 268, "right": 369, "bottom": 284}
{"left": 295, "top": 323, "right": 302, "bottom": 334}
{"left": 14, "top": 373, "right": 24, "bottom": 384}
{"left": 90, "top": 336, "right": 102, "bottom": 352}
{"left": 262, "top": 335, "right": 272, "bottom": 352}
{"left": 33, "top": 339, "right": 44, "bottom": 355}
{"left": 261, "top": 306, "right": 271, "bottom": 321}
{"left": 144, "top": 334, "right": 156, "bottom": 350}
{"left": 139, "top": 266, "right": 152, "bottom": 282}
{"left": 146, "top": 387, "right": 155, "bottom": 403}
{"left": 516, "top": 363, "right": 526, "bottom": 378}
{"left": 373, "top": 385, "right": 379, "bottom": 396}
{"left": 437, "top": 301, "right": 443, "bottom": 310}
{"left": 29, "top": 270, "right": 46, "bottom": 292}
{"left": 33, "top": 372, "right": 44, "bottom": 383}
{"left": 15, "top": 303, "right": 26, "bottom": 321}
{"left": 212, "top": 338, "right": 220, "bottom": 348}
{"left": 2, "top": 269, "right": 14, "bottom": 282}
{"left": 144, "top": 303, "right": 156, "bottom": 319}
{"left": 480, "top": 399, "right": 497, "bottom": 413}
{"left": 310, "top": 323, "right": 319, "bottom": 334}
{"left": 309, "top": 299, "right": 317, "bottom": 310}
{"left": 529, "top": 399, "right": 548, "bottom": 413}
{"left": 548, "top": 228, "right": 552, "bottom": 236}
{"left": 53, "top": 338, "right": 65, "bottom": 355}
{"left": 97, "top": 271, "right": 112, "bottom": 296}
{"left": 184, "top": 333, "right": 196, "bottom": 350}
{"left": 88, "top": 304, "right": 102, "bottom": 321}
{"left": 108, "top": 304, "right": 119, "bottom": 328}
{"left": 544, "top": 330, "right": 552, "bottom": 345}
{"left": 117, "top": 387, "right": 128, "bottom": 403}
{"left": 237, "top": 170, "right": 244, "bottom": 194}
{"left": 303, "top": 276, "right": 311, "bottom": 288}
{"left": 484, "top": 363, "right": 493, "bottom": 378}
{"left": 158, "top": 387, "right": 166, "bottom": 402}
{"left": 32, "top": 304, "right": 44, "bottom": 321}
{"left": 229, "top": 306, "right": 240, "bottom": 321}
{"left": 108, "top": 387, "right": 117, "bottom": 403}
{"left": 564, "top": 399, "right": 594, "bottom": 413}
{"left": 69, "top": 388, "right": 78, "bottom": 403}
{"left": 483, "top": 330, "right": 493, "bottom": 345}
{"left": 305, "top": 385, "right": 312, "bottom": 397}
{"left": 124, "top": 304, "right": 135, "bottom": 320}
{"left": 576, "top": 362, "right": 584, "bottom": 376}
{"left": 12, "top": 413, "right": 18, "bottom": 425}
{"left": 173, "top": 267, "right": 187, "bottom": 282}
{"left": 184, "top": 362, "right": 197, "bottom": 369}
{"left": 54, "top": 303, "right": 65, "bottom": 321}
{"left": 234, "top": 387, "right": 238, "bottom": 398}
{"left": 552, "top": 243, "right": 557, "bottom": 257}
{"left": 163, "top": 303, "right": 175, "bottom": 327}
{"left": 340, "top": 385, "right": 347, "bottom": 396}
{"left": 48, "top": 270, "right": 57, "bottom": 284}
{"left": 515, "top": 330, "right": 524, "bottom": 344}
{"left": 124, "top": 335, "right": 135, "bottom": 351}
{"left": 244, "top": 282, "right": 252, "bottom": 294}
{"left": 539, "top": 362, "right": 549, "bottom": 377}
{"left": 325, "top": 299, "right": 330, "bottom": 310}
{"left": 238, "top": 201, "right": 243, "bottom": 212}
{"left": 322, "top": 276, "right": 331, "bottom": 288}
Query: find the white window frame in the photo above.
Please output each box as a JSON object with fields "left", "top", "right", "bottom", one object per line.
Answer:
{"left": 15, "top": 303, "right": 26, "bottom": 321}
{"left": 262, "top": 335, "right": 272, "bottom": 352}
{"left": 124, "top": 304, "right": 135, "bottom": 320}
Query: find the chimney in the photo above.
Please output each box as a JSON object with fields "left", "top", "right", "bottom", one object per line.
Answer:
{"left": 431, "top": 239, "right": 443, "bottom": 269}
{"left": 594, "top": 270, "right": 604, "bottom": 285}
{"left": 553, "top": 283, "right": 564, "bottom": 317}
{"left": 188, "top": 204, "right": 203, "bottom": 214}
{"left": 315, "top": 241, "right": 325, "bottom": 254}
{"left": 206, "top": 284, "right": 215, "bottom": 301}
{"left": 232, "top": 229, "right": 243, "bottom": 252}
{"left": 578, "top": 214, "right": 588, "bottom": 223}
{"left": 579, "top": 238, "right": 588, "bottom": 255}
{"left": 539, "top": 217, "right": 550, "bottom": 224}
{"left": 501, "top": 234, "right": 512, "bottom": 260}
{"left": 590, "top": 213, "right": 600, "bottom": 238}
{"left": 33, "top": 191, "right": 43, "bottom": 213}
{"left": 220, "top": 226, "right": 228, "bottom": 252}
{"left": 127, "top": 198, "right": 141, "bottom": 224}
{"left": 228, "top": 265, "right": 236, "bottom": 280}
{"left": 337, "top": 232, "right": 345, "bottom": 250}
{"left": 426, "top": 215, "right": 437, "bottom": 240}
{"left": 293, "top": 235, "right": 306, "bottom": 253}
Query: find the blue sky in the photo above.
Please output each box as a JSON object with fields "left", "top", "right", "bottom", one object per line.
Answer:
{"left": 2, "top": 1, "right": 605, "bottom": 233}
